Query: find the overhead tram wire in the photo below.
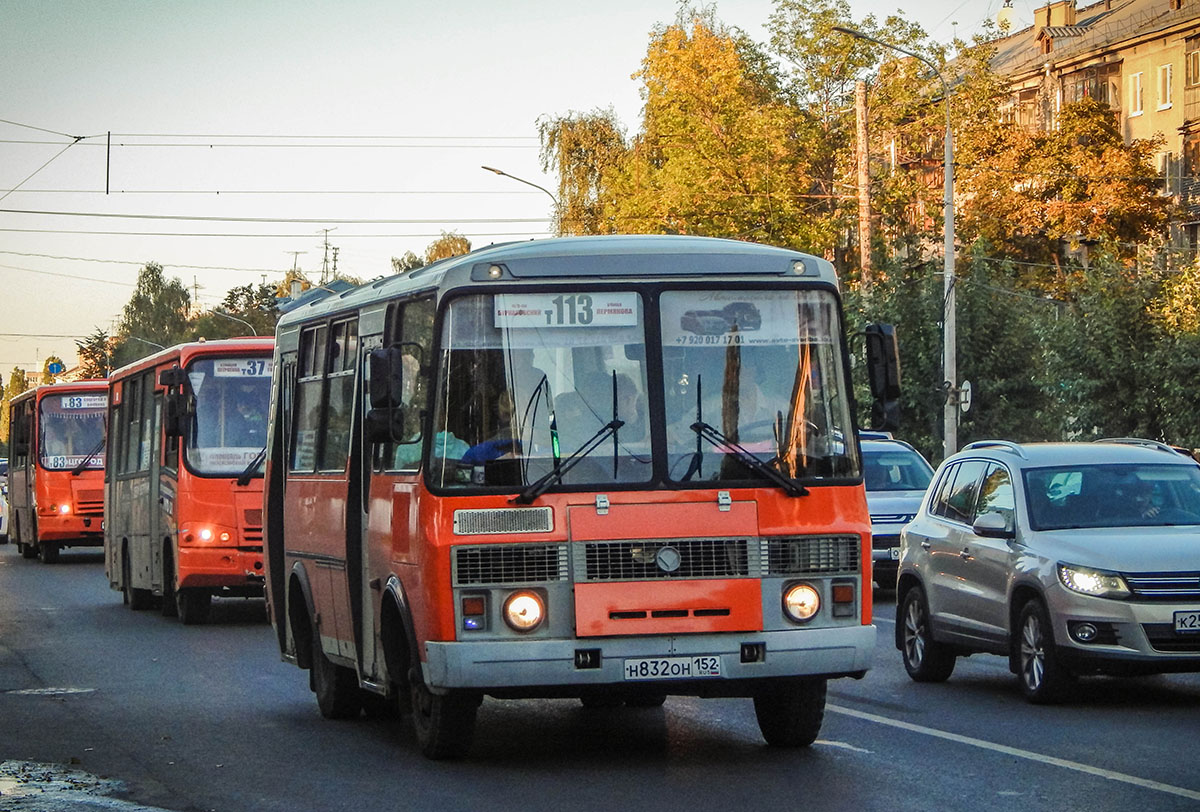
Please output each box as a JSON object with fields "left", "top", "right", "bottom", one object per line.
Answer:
{"left": 0, "top": 209, "right": 549, "bottom": 225}
{"left": 0, "top": 228, "right": 553, "bottom": 239}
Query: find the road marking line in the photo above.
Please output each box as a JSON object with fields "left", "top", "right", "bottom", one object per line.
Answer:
{"left": 828, "top": 704, "right": 1200, "bottom": 802}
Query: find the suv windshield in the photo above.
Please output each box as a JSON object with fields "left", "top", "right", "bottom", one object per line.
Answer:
{"left": 863, "top": 445, "right": 934, "bottom": 492}
{"left": 185, "top": 356, "right": 273, "bottom": 475}
{"left": 38, "top": 392, "right": 107, "bottom": 470}
{"left": 1025, "top": 463, "right": 1200, "bottom": 530}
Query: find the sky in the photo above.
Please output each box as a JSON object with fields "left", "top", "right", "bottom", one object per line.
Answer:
{"left": 0, "top": 0, "right": 1034, "bottom": 380}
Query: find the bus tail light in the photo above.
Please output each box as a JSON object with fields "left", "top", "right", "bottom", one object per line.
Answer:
{"left": 782, "top": 583, "right": 820, "bottom": 623}
{"left": 502, "top": 590, "right": 545, "bottom": 632}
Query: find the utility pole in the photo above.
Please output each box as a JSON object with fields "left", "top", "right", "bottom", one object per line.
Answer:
{"left": 331, "top": 246, "right": 339, "bottom": 279}
{"left": 192, "top": 276, "right": 203, "bottom": 316}
{"left": 855, "top": 79, "right": 873, "bottom": 285}
{"left": 318, "top": 228, "right": 337, "bottom": 285}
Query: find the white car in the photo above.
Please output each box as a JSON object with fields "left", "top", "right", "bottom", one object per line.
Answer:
{"left": 861, "top": 435, "right": 934, "bottom": 590}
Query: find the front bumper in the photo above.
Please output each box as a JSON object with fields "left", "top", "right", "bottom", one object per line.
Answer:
{"left": 1046, "top": 587, "right": 1200, "bottom": 673}
{"left": 178, "top": 545, "right": 265, "bottom": 592}
{"left": 424, "top": 624, "right": 875, "bottom": 693}
{"left": 34, "top": 511, "right": 103, "bottom": 544}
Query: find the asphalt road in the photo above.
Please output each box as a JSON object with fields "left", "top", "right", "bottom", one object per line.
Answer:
{"left": 2, "top": 544, "right": 1199, "bottom": 812}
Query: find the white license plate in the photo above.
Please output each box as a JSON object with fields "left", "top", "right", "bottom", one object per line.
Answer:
{"left": 889, "top": 547, "right": 901, "bottom": 560}
{"left": 1174, "top": 610, "right": 1200, "bottom": 633}
{"left": 624, "top": 655, "right": 722, "bottom": 681}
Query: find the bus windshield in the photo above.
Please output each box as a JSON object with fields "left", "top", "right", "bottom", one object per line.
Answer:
{"left": 429, "top": 292, "right": 652, "bottom": 488}
{"left": 427, "top": 288, "right": 859, "bottom": 490}
{"left": 661, "top": 290, "right": 858, "bottom": 483}
{"left": 39, "top": 393, "right": 107, "bottom": 470}
{"left": 186, "top": 356, "right": 272, "bottom": 475}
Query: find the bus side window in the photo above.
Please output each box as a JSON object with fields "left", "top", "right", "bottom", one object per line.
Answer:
{"left": 386, "top": 296, "right": 435, "bottom": 472}
{"left": 321, "top": 318, "right": 357, "bottom": 472}
{"left": 291, "top": 325, "right": 326, "bottom": 473}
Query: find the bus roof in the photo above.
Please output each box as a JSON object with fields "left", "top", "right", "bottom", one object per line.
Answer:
{"left": 108, "top": 337, "right": 276, "bottom": 381}
{"left": 10, "top": 379, "right": 108, "bottom": 406}
{"left": 276, "top": 234, "right": 838, "bottom": 330}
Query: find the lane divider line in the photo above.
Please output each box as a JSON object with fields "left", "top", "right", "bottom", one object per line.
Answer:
{"left": 828, "top": 703, "right": 1200, "bottom": 802}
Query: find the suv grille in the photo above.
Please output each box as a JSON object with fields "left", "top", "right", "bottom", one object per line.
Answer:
{"left": 767, "top": 536, "right": 860, "bottom": 575}
{"left": 1124, "top": 572, "right": 1200, "bottom": 601}
{"left": 453, "top": 543, "right": 568, "bottom": 586}
{"left": 579, "top": 538, "right": 750, "bottom": 582}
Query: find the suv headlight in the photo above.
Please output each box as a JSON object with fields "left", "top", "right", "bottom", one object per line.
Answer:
{"left": 1057, "top": 563, "right": 1130, "bottom": 599}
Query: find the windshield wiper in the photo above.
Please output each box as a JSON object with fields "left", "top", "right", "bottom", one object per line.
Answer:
{"left": 690, "top": 420, "right": 808, "bottom": 497}
{"left": 512, "top": 418, "right": 624, "bottom": 504}
{"left": 236, "top": 446, "right": 268, "bottom": 486}
{"left": 70, "top": 438, "right": 106, "bottom": 476}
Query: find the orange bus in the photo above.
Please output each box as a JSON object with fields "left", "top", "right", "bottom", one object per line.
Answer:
{"left": 7, "top": 381, "right": 108, "bottom": 563}
{"left": 264, "top": 235, "right": 899, "bottom": 758}
{"left": 105, "top": 338, "right": 274, "bottom": 624}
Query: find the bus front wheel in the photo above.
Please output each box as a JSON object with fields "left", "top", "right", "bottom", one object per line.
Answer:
{"left": 177, "top": 589, "right": 211, "bottom": 625}
{"left": 409, "top": 666, "right": 479, "bottom": 760}
{"left": 753, "top": 678, "right": 826, "bottom": 748}
{"left": 38, "top": 542, "right": 59, "bottom": 564}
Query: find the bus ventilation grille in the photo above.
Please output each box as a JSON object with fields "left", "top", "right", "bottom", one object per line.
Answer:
{"left": 453, "top": 507, "right": 553, "bottom": 535}
{"left": 580, "top": 539, "right": 751, "bottom": 582}
{"left": 765, "top": 536, "right": 860, "bottom": 576}
{"left": 77, "top": 489, "right": 105, "bottom": 515}
{"left": 453, "top": 543, "right": 568, "bottom": 586}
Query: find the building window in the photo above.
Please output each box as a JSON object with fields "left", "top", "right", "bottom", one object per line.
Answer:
{"left": 1131, "top": 72, "right": 1143, "bottom": 115}
{"left": 1159, "top": 64, "right": 1173, "bottom": 109}
{"left": 1189, "top": 50, "right": 1200, "bottom": 87}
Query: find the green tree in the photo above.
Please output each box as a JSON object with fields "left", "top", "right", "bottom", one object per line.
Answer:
{"left": 537, "top": 108, "right": 628, "bottom": 235}
{"left": 192, "top": 283, "right": 279, "bottom": 339}
{"left": 111, "top": 262, "right": 191, "bottom": 366}
{"left": 425, "top": 232, "right": 471, "bottom": 263}
{"left": 41, "top": 355, "right": 66, "bottom": 384}
{"left": 1, "top": 367, "right": 31, "bottom": 446}
{"left": 957, "top": 97, "right": 1169, "bottom": 288}
{"left": 391, "top": 251, "right": 425, "bottom": 274}
{"left": 75, "top": 329, "right": 112, "bottom": 378}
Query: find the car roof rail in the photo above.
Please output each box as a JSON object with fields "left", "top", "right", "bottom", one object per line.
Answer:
{"left": 961, "top": 440, "right": 1028, "bottom": 459}
{"left": 1096, "top": 437, "right": 1180, "bottom": 455}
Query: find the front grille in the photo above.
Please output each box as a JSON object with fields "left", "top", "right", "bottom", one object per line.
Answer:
{"left": 871, "top": 534, "right": 900, "bottom": 551}
{"left": 580, "top": 538, "right": 750, "bottom": 582}
{"left": 244, "top": 508, "right": 263, "bottom": 527}
{"left": 453, "top": 507, "right": 553, "bottom": 535}
{"left": 243, "top": 527, "right": 263, "bottom": 544}
{"left": 1125, "top": 572, "right": 1200, "bottom": 601}
{"left": 453, "top": 543, "right": 568, "bottom": 586}
{"left": 767, "top": 536, "right": 860, "bottom": 575}
{"left": 76, "top": 488, "right": 104, "bottom": 515}
{"left": 1142, "top": 623, "right": 1200, "bottom": 653}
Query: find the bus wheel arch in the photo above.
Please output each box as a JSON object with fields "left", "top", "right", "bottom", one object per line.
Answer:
{"left": 160, "top": 539, "right": 178, "bottom": 618}
{"left": 121, "top": 540, "right": 153, "bottom": 610}
{"left": 380, "top": 578, "right": 417, "bottom": 696}
{"left": 287, "top": 566, "right": 316, "bottom": 670}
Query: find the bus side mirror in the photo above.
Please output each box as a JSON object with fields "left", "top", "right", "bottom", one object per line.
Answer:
{"left": 163, "top": 392, "right": 188, "bottom": 437}
{"left": 865, "top": 323, "right": 901, "bottom": 433}
{"left": 368, "top": 347, "right": 408, "bottom": 410}
{"left": 159, "top": 367, "right": 187, "bottom": 387}
{"left": 12, "top": 439, "right": 28, "bottom": 457}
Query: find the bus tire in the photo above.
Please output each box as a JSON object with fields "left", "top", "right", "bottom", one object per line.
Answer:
{"left": 123, "top": 551, "right": 153, "bottom": 611}
{"left": 409, "top": 666, "right": 478, "bottom": 760}
{"left": 160, "top": 546, "right": 178, "bottom": 618}
{"left": 38, "top": 542, "right": 59, "bottom": 564}
{"left": 177, "top": 589, "right": 211, "bottom": 625}
{"left": 311, "top": 625, "right": 361, "bottom": 720}
{"left": 753, "top": 678, "right": 826, "bottom": 748}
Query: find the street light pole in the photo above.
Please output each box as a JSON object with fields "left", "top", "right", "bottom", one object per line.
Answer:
{"left": 833, "top": 26, "right": 958, "bottom": 459}
{"left": 211, "top": 309, "right": 258, "bottom": 336}
{"left": 481, "top": 165, "right": 560, "bottom": 233}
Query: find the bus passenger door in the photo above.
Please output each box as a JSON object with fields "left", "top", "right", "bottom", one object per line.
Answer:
{"left": 147, "top": 394, "right": 164, "bottom": 593}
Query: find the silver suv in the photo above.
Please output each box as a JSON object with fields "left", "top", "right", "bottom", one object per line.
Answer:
{"left": 897, "top": 439, "right": 1200, "bottom": 702}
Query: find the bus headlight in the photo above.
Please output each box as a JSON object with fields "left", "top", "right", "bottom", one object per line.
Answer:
{"left": 783, "top": 583, "right": 820, "bottom": 623}
{"left": 60, "top": 504, "right": 71, "bottom": 514}
{"left": 502, "top": 591, "right": 545, "bottom": 632}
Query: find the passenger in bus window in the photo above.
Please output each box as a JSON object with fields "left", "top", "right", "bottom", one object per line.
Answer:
{"left": 461, "top": 391, "right": 520, "bottom": 464}
{"left": 227, "top": 384, "right": 266, "bottom": 447}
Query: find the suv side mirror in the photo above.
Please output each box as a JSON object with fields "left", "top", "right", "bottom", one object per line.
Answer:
{"left": 865, "top": 323, "right": 901, "bottom": 433}
{"left": 972, "top": 512, "right": 1014, "bottom": 539}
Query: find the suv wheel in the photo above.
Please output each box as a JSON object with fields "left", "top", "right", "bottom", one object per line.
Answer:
{"left": 1016, "top": 599, "right": 1073, "bottom": 704}
{"left": 900, "top": 586, "right": 956, "bottom": 682}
